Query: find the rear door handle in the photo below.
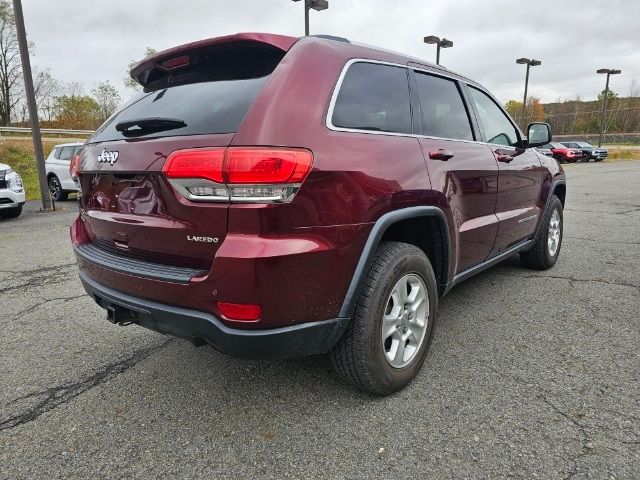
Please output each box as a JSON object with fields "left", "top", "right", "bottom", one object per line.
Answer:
{"left": 429, "top": 149, "right": 454, "bottom": 161}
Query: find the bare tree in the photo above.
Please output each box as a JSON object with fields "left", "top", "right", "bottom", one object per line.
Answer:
{"left": 124, "top": 47, "right": 156, "bottom": 90}
{"left": 33, "top": 67, "right": 60, "bottom": 121}
{"left": 91, "top": 80, "right": 121, "bottom": 122}
{"left": 0, "top": 0, "right": 22, "bottom": 125}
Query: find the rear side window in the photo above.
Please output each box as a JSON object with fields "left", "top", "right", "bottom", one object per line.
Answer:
{"left": 59, "top": 146, "right": 76, "bottom": 161}
{"left": 331, "top": 62, "right": 411, "bottom": 134}
{"left": 413, "top": 71, "right": 473, "bottom": 141}
{"left": 51, "top": 148, "right": 61, "bottom": 159}
{"left": 90, "top": 45, "right": 285, "bottom": 143}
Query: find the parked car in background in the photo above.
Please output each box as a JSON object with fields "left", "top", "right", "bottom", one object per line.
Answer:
{"left": 542, "top": 142, "right": 582, "bottom": 163}
{"left": 45, "top": 142, "right": 83, "bottom": 201}
{"left": 561, "top": 141, "right": 608, "bottom": 162}
{"left": 0, "top": 163, "right": 25, "bottom": 218}
{"left": 536, "top": 145, "right": 553, "bottom": 157}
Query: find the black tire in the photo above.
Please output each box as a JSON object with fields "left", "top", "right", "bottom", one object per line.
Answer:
{"left": 520, "top": 195, "right": 563, "bottom": 270}
{"left": 0, "top": 204, "right": 22, "bottom": 219}
{"left": 553, "top": 154, "right": 564, "bottom": 164}
{"left": 330, "top": 241, "right": 438, "bottom": 396}
{"left": 48, "top": 175, "right": 68, "bottom": 202}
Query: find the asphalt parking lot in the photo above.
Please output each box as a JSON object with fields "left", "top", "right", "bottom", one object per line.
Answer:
{"left": 1, "top": 160, "right": 639, "bottom": 479}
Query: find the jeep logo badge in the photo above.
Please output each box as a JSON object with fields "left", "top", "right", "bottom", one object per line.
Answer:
{"left": 97, "top": 149, "right": 119, "bottom": 165}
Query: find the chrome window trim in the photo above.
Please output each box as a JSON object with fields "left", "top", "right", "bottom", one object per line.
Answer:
{"left": 325, "top": 58, "right": 487, "bottom": 146}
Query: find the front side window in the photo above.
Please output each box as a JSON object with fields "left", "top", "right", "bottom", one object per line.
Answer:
{"left": 414, "top": 71, "right": 473, "bottom": 141}
{"left": 469, "top": 87, "right": 519, "bottom": 147}
{"left": 332, "top": 62, "right": 412, "bottom": 134}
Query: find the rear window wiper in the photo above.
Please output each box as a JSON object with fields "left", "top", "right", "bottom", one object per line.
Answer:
{"left": 115, "top": 117, "right": 187, "bottom": 136}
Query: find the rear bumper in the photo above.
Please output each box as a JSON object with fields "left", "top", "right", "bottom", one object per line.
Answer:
{"left": 80, "top": 271, "right": 349, "bottom": 359}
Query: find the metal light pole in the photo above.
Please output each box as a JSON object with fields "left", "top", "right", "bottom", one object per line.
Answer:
{"left": 292, "top": 0, "right": 329, "bottom": 36}
{"left": 424, "top": 35, "right": 453, "bottom": 65}
{"left": 12, "top": 0, "right": 52, "bottom": 210}
{"left": 516, "top": 57, "right": 541, "bottom": 129}
{"left": 597, "top": 68, "right": 621, "bottom": 147}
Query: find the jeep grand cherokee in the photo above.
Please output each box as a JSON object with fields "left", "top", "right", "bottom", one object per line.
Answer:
{"left": 70, "top": 33, "right": 566, "bottom": 395}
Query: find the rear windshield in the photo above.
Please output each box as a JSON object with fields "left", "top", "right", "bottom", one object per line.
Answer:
{"left": 89, "top": 44, "right": 284, "bottom": 144}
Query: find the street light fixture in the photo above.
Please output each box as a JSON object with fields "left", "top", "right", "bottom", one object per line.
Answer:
{"left": 423, "top": 35, "right": 453, "bottom": 66}
{"left": 292, "top": 0, "right": 329, "bottom": 36}
{"left": 516, "top": 57, "right": 542, "bottom": 129}
{"left": 596, "top": 68, "right": 621, "bottom": 147}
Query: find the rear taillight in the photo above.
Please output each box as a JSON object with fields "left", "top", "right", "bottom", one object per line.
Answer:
{"left": 70, "top": 155, "right": 81, "bottom": 177}
{"left": 69, "top": 216, "right": 91, "bottom": 246}
{"left": 162, "top": 147, "right": 313, "bottom": 203}
{"left": 216, "top": 302, "right": 262, "bottom": 322}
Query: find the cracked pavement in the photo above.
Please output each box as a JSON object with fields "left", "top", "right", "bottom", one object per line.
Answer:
{"left": 1, "top": 160, "right": 639, "bottom": 479}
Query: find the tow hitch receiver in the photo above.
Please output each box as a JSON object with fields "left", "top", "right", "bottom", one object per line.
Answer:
{"left": 106, "top": 304, "right": 138, "bottom": 326}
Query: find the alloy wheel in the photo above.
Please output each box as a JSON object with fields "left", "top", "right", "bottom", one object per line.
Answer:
{"left": 381, "top": 274, "right": 429, "bottom": 368}
{"left": 547, "top": 209, "right": 561, "bottom": 257}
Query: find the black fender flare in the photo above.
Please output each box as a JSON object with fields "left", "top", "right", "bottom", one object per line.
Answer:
{"left": 338, "top": 206, "right": 451, "bottom": 318}
{"left": 533, "top": 175, "right": 566, "bottom": 243}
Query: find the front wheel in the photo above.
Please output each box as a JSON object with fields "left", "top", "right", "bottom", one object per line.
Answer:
{"left": 330, "top": 241, "right": 438, "bottom": 396}
{"left": 520, "top": 195, "right": 563, "bottom": 270}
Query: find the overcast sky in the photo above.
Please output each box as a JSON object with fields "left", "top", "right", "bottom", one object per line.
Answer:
{"left": 23, "top": 0, "right": 640, "bottom": 105}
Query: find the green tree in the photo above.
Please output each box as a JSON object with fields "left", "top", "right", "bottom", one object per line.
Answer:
{"left": 597, "top": 89, "right": 618, "bottom": 103}
{"left": 91, "top": 80, "right": 121, "bottom": 122}
{"left": 124, "top": 47, "right": 156, "bottom": 90}
{"left": 54, "top": 94, "right": 101, "bottom": 130}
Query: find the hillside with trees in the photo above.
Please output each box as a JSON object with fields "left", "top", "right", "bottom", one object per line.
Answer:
{"left": 505, "top": 82, "right": 640, "bottom": 137}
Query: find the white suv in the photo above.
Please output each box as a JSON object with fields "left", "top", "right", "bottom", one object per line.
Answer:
{"left": 0, "top": 163, "right": 25, "bottom": 218}
{"left": 45, "top": 142, "right": 83, "bottom": 201}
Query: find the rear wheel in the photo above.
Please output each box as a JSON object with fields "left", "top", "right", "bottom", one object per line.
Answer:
{"left": 48, "top": 175, "right": 68, "bottom": 202}
{"left": 520, "top": 195, "right": 563, "bottom": 270}
{"left": 330, "top": 241, "right": 437, "bottom": 396}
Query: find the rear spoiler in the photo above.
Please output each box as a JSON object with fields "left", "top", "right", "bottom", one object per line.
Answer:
{"left": 130, "top": 32, "right": 299, "bottom": 88}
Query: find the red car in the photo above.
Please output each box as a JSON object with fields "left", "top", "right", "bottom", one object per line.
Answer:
{"left": 70, "top": 33, "right": 566, "bottom": 395}
{"left": 544, "top": 142, "right": 583, "bottom": 163}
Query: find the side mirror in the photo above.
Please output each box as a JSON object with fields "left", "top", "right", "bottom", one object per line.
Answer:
{"left": 526, "top": 122, "right": 552, "bottom": 148}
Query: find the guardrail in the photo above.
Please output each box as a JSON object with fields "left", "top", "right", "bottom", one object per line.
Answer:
{"left": 0, "top": 126, "right": 94, "bottom": 136}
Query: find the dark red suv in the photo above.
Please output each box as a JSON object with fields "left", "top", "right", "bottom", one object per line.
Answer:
{"left": 70, "top": 33, "right": 566, "bottom": 395}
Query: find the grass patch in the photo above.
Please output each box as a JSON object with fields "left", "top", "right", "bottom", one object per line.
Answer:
{"left": 608, "top": 148, "right": 640, "bottom": 160}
